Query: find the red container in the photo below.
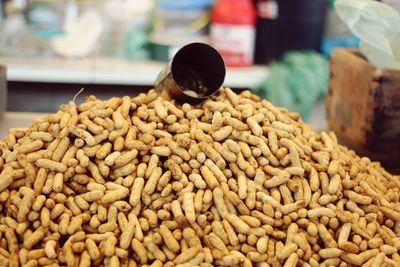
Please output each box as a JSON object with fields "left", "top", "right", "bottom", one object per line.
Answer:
{"left": 211, "top": 0, "right": 257, "bottom": 67}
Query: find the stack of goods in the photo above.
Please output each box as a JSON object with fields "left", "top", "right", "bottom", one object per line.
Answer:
{"left": 0, "top": 88, "right": 399, "bottom": 266}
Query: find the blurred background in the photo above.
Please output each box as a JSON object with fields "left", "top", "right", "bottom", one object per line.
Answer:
{"left": 0, "top": 0, "right": 398, "bottom": 126}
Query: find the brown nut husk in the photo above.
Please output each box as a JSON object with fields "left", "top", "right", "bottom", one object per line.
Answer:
{"left": 0, "top": 88, "right": 399, "bottom": 266}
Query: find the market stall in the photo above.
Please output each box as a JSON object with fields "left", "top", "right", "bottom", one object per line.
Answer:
{"left": 0, "top": 0, "right": 399, "bottom": 266}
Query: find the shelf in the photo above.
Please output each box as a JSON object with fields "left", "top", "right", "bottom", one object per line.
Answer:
{"left": 2, "top": 57, "right": 94, "bottom": 84}
{"left": 1, "top": 57, "right": 268, "bottom": 88}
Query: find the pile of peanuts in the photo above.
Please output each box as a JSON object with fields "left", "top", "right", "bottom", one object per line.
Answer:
{"left": 0, "top": 88, "right": 399, "bottom": 267}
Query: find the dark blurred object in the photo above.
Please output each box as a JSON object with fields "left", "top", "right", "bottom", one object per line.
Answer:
{"left": 254, "top": 0, "right": 328, "bottom": 64}
{"left": 327, "top": 48, "right": 400, "bottom": 173}
{"left": 0, "top": 65, "right": 6, "bottom": 117}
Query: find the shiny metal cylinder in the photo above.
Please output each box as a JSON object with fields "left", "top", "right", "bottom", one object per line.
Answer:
{"left": 155, "top": 43, "right": 225, "bottom": 105}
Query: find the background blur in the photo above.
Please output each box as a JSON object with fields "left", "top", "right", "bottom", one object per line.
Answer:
{"left": 1, "top": 0, "right": 397, "bottom": 126}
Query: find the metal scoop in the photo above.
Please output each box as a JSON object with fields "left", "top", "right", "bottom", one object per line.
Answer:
{"left": 155, "top": 43, "right": 226, "bottom": 105}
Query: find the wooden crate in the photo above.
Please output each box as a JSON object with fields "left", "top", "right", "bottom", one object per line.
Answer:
{"left": 327, "top": 48, "right": 400, "bottom": 171}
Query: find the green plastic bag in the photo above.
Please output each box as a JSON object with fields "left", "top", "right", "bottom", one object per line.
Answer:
{"left": 253, "top": 52, "right": 329, "bottom": 121}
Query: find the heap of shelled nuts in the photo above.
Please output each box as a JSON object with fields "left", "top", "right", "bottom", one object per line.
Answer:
{"left": 0, "top": 88, "right": 399, "bottom": 267}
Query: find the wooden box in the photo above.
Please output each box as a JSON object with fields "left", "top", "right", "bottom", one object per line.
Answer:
{"left": 327, "top": 48, "right": 400, "bottom": 171}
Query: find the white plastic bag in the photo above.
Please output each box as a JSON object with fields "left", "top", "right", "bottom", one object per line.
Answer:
{"left": 335, "top": 0, "right": 400, "bottom": 69}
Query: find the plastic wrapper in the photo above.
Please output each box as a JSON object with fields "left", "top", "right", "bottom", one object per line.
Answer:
{"left": 335, "top": 0, "right": 400, "bottom": 69}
